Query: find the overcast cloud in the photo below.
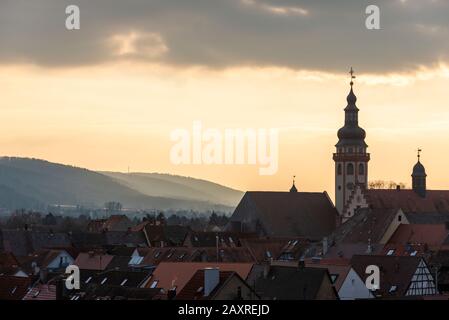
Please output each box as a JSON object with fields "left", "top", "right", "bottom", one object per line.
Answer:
{"left": 0, "top": 0, "right": 448, "bottom": 72}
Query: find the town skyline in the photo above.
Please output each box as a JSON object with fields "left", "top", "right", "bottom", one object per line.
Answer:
{"left": 2, "top": 0, "right": 449, "bottom": 198}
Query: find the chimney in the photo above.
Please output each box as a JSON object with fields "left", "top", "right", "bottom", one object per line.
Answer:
{"left": 167, "top": 287, "right": 176, "bottom": 300}
{"left": 204, "top": 267, "right": 220, "bottom": 297}
{"left": 322, "top": 237, "right": 329, "bottom": 256}
{"left": 39, "top": 268, "right": 48, "bottom": 283}
{"left": 56, "top": 278, "right": 65, "bottom": 300}
{"left": 263, "top": 264, "right": 270, "bottom": 279}
{"left": 396, "top": 185, "right": 401, "bottom": 191}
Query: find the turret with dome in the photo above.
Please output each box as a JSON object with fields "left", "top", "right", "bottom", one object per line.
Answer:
{"left": 333, "top": 68, "right": 370, "bottom": 215}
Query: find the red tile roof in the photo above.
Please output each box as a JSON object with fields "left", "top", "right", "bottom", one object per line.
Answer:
{"left": 0, "top": 252, "right": 22, "bottom": 276}
{"left": 146, "top": 262, "right": 254, "bottom": 293}
{"left": 381, "top": 243, "right": 426, "bottom": 257}
{"left": 73, "top": 252, "right": 114, "bottom": 271}
{"left": 0, "top": 276, "right": 31, "bottom": 300}
{"left": 366, "top": 189, "right": 449, "bottom": 213}
{"left": 388, "top": 224, "right": 449, "bottom": 246}
{"left": 23, "top": 284, "right": 56, "bottom": 300}
{"left": 350, "top": 255, "right": 423, "bottom": 297}
{"left": 175, "top": 270, "right": 236, "bottom": 300}
{"left": 139, "top": 247, "right": 255, "bottom": 265}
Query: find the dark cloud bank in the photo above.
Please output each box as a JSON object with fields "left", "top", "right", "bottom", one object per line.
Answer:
{"left": 0, "top": 0, "right": 448, "bottom": 73}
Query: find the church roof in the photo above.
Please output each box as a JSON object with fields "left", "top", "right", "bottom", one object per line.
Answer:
{"left": 230, "top": 191, "right": 338, "bottom": 239}
{"left": 365, "top": 189, "right": 449, "bottom": 214}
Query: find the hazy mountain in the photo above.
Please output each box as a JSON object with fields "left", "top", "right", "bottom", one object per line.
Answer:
{"left": 101, "top": 172, "right": 243, "bottom": 207}
{"left": 0, "top": 157, "right": 242, "bottom": 212}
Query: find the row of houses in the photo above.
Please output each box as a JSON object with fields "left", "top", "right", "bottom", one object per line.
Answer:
{"left": 2, "top": 178, "right": 449, "bottom": 301}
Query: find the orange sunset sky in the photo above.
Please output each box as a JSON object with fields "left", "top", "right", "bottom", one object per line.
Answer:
{"left": 1, "top": 0, "right": 449, "bottom": 200}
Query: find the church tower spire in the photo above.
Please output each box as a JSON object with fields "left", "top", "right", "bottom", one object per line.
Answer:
{"left": 412, "top": 148, "right": 427, "bottom": 197}
{"left": 333, "top": 68, "right": 370, "bottom": 217}
{"left": 290, "top": 175, "right": 298, "bottom": 192}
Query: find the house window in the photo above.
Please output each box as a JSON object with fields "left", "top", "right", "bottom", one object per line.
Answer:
{"left": 387, "top": 249, "right": 395, "bottom": 256}
{"left": 347, "top": 163, "right": 354, "bottom": 175}
{"left": 398, "top": 215, "right": 402, "bottom": 222}
{"left": 389, "top": 285, "right": 397, "bottom": 294}
{"left": 150, "top": 280, "right": 159, "bottom": 288}
{"left": 337, "top": 164, "right": 342, "bottom": 175}
{"left": 359, "top": 163, "right": 365, "bottom": 175}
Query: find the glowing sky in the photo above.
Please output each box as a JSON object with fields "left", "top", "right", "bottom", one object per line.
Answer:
{"left": 1, "top": 0, "right": 449, "bottom": 200}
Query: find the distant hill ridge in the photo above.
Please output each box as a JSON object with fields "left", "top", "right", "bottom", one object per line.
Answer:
{"left": 0, "top": 157, "right": 243, "bottom": 212}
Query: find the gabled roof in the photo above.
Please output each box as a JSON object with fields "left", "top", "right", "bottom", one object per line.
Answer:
{"left": 104, "top": 231, "right": 147, "bottom": 246}
{"left": 188, "top": 231, "right": 257, "bottom": 247}
{"left": 0, "top": 252, "right": 22, "bottom": 276}
{"left": 80, "top": 285, "right": 161, "bottom": 300}
{"left": 143, "top": 225, "right": 190, "bottom": 246}
{"left": 74, "top": 252, "right": 114, "bottom": 271}
{"left": 350, "top": 255, "right": 422, "bottom": 297}
{"left": 388, "top": 224, "right": 449, "bottom": 246}
{"left": 330, "top": 207, "right": 398, "bottom": 244}
{"left": 241, "top": 237, "right": 305, "bottom": 263}
{"left": 365, "top": 189, "right": 449, "bottom": 213}
{"left": 0, "top": 230, "right": 71, "bottom": 257}
{"left": 0, "top": 276, "right": 31, "bottom": 300}
{"left": 17, "top": 249, "right": 73, "bottom": 274}
{"left": 381, "top": 243, "right": 426, "bottom": 257}
{"left": 82, "top": 270, "right": 152, "bottom": 288}
{"left": 175, "top": 270, "right": 240, "bottom": 300}
{"left": 23, "top": 284, "right": 56, "bottom": 300}
{"left": 147, "top": 262, "right": 254, "bottom": 293}
{"left": 304, "top": 259, "right": 351, "bottom": 291}
{"left": 254, "top": 266, "right": 333, "bottom": 300}
{"left": 139, "top": 247, "right": 255, "bottom": 266}
{"left": 70, "top": 232, "right": 107, "bottom": 249}
{"left": 231, "top": 191, "right": 338, "bottom": 239}
{"left": 87, "top": 215, "right": 132, "bottom": 232}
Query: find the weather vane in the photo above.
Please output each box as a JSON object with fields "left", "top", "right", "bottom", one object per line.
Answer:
{"left": 417, "top": 148, "right": 422, "bottom": 160}
{"left": 349, "top": 67, "right": 356, "bottom": 86}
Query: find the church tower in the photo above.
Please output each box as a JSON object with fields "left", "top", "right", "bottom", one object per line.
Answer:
{"left": 333, "top": 68, "right": 370, "bottom": 215}
{"left": 412, "top": 149, "right": 427, "bottom": 198}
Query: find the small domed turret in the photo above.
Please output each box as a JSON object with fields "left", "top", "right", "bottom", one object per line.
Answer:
{"left": 412, "top": 149, "right": 427, "bottom": 197}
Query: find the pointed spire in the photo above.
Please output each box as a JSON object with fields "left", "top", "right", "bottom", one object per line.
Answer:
{"left": 349, "top": 67, "right": 356, "bottom": 87}
{"left": 347, "top": 67, "right": 357, "bottom": 105}
{"left": 290, "top": 175, "right": 297, "bottom": 193}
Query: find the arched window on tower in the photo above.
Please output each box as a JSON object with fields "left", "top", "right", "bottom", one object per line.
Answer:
{"left": 337, "top": 164, "right": 342, "bottom": 175}
{"left": 359, "top": 163, "right": 365, "bottom": 175}
{"left": 347, "top": 163, "right": 354, "bottom": 175}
